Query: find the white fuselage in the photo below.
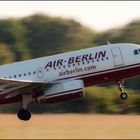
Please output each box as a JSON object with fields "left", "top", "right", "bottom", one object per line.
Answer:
{"left": 0, "top": 43, "right": 140, "bottom": 86}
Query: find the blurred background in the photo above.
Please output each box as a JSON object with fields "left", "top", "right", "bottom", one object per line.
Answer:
{"left": 0, "top": 1, "right": 140, "bottom": 115}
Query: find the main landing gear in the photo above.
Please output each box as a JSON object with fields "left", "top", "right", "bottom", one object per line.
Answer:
{"left": 116, "top": 80, "right": 128, "bottom": 100}
{"left": 17, "top": 93, "right": 32, "bottom": 121}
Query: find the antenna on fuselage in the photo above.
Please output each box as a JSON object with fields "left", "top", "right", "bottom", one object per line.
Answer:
{"left": 106, "top": 41, "right": 111, "bottom": 45}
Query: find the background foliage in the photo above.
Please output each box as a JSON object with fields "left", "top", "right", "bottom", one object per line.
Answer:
{"left": 0, "top": 14, "right": 140, "bottom": 113}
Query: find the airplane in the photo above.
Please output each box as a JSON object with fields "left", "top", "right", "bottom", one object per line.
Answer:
{"left": 0, "top": 43, "right": 139, "bottom": 121}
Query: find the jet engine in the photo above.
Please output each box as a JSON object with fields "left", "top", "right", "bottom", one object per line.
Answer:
{"left": 35, "top": 80, "right": 85, "bottom": 104}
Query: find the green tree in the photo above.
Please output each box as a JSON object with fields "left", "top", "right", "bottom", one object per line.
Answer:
{"left": 21, "top": 14, "right": 96, "bottom": 58}
{"left": 0, "top": 43, "right": 15, "bottom": 64}
{"left": 0, "top": 19, "right": 31, "bottom": 61}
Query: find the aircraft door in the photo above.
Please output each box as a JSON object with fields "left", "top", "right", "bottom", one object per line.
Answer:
{"left": 37, "top": 67, "right": 44, "bottom": 78}
{"left": 111, "top": 47, "right": 124, "bottom": 67}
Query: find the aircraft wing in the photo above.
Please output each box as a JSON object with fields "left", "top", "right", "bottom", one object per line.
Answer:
{"left": 0, "top": 78, "right": 49, "bottom": 99}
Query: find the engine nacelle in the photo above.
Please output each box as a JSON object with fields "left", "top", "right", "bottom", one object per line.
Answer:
{"left": 36, "top": 80, "right": 85, "bottom": 104}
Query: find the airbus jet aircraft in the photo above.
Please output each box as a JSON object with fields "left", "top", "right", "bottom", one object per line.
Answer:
{"left": 0, "top": 43, "right": 139, "bottom": 121}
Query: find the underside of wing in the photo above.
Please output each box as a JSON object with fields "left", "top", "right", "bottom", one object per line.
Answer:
{"left": 0, "top": 78, "right": 48, "bottom": 101}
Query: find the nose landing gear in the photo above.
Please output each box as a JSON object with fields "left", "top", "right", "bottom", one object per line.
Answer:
{"left": 116, "top": 80, "right": 128, "bottom": 100}
{"left": 120, "top": 92, "right": 128, "bottom": 100}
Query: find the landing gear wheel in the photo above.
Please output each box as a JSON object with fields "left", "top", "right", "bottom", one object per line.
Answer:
{"left": 120, "top": 92, "right": 128, "bottom": 100}
{"left": 116, "top": 80, "right": 128, "bottom": 100}
{"left": 17, "top": 109, "right": 31, "bottom": 121}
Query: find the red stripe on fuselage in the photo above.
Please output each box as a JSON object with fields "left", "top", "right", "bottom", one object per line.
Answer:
{"left": 81, "top": 64, "right": 140, "bottom": 86}
{"left": 59, "top": 63, "right": 140, "bottom": 86}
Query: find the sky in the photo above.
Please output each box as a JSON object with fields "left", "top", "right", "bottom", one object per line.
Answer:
{"left": 1, "top": 1, "right": 140, "bottom": 31}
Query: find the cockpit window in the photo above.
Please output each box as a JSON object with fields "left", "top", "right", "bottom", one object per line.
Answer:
{"left": 134, "top": 49, "right": 139, "bottom": 55}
